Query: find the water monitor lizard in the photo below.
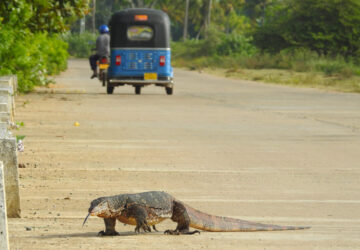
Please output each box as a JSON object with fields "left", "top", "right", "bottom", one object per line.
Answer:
{"left": 83, "top": 191, "right": 310, "bottom": 235}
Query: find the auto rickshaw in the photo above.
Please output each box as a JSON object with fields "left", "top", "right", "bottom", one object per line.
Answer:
{"left": 105, "top": 8, "right": 174, "bottom": 95}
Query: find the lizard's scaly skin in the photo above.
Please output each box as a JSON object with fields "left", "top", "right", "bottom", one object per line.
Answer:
{"left": 85, "top": 191, "right": 310, "bottom": 235}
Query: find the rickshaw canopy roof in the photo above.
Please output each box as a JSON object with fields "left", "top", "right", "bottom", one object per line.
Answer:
{"left": 109, "top": 8, "right": 171, "bottom": 48}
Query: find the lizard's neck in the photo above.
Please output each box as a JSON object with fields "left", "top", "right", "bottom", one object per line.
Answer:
{"left": 107, "top": 195, "right": 127, "bottom": 217}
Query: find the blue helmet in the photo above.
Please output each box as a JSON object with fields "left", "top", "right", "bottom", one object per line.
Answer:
{"left": 99, "top": 25, "right": 109, "bottom": 34}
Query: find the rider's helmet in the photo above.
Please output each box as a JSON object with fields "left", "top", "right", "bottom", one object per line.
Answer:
{"left": 99, "top": 25, "right": 109, "bottom": 34}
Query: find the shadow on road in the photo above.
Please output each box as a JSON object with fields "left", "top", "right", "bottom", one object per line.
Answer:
{"left": 29, "top": 231, "right": 166, "bottom": 239}
{"left": 33, "top": 90, "right": 169, "bottom": 97}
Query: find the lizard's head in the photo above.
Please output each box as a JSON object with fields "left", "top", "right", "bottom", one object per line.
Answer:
{"left": 82, "top": 197, "right": 111, "bottom": 227}
{"left": 88, "top": 197, "right": 110, "bottom": 216}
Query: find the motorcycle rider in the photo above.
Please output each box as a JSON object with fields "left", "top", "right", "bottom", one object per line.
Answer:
{"left": 89, "top": 25, "right": 110, "bottom": 79}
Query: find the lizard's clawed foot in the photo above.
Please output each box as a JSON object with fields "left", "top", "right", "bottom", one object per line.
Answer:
{"left": 134, "top": 220, "right": 151, "bottom": 234}
{"left": 97, "top": 230, "right": 120, "bottom": 236}
{"left": 152, "top": 225, "right": 158, "bottom": 232}
{"left": 164, "top": 229, "right": 200, "bottom": 235}
{"left": 164, "top": 229, "right": 178, "bottom": 235}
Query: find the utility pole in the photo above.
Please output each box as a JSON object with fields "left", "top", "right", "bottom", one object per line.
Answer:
{"left": 183, "top": 0, "right": 189, "bottom": 40}
{"left": 92, "top": 0, "right": 96, "bottom": 33}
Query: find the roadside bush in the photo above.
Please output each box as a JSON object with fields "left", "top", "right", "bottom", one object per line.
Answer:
{"left": 216, "top": 32, "right": 257, "bottom": 57}
{"left": 0, "top": 23, "right": 68, "bottom": 92}
{"left": 315, "top": 61, "right": 346, "bottom": 76}
{"left": 172, "top": 39, "right": 203, "bottom": 59}
{"left": 172, "top": 28, "right": 257, "bottom": 62}
{"left": 0, "top": 0, "right": 88, "bottom": 93}
{"left": 63, "top": 32, "right": 96, "bottom": 58}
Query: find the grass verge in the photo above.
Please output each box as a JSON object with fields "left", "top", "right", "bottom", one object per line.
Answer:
{"left": 172, "top": 43, "right": 360, "bottom": 93}
{"left": 201, "top": 68, "right": 360, "bottom": 93}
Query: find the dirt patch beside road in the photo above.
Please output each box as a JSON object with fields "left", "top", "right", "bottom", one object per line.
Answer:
{"left": 8, "top": 59, "right": 360, "bottom": 249}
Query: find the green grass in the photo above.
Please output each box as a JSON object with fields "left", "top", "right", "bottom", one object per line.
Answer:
{"left": 216, "top": 68, "right": 360, "bottom": 93}
{"left": 172, "top": 41, "right": 360, "bottom": 93}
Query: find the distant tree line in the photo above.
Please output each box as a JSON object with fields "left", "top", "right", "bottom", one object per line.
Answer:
{"left": 75, "top": 0, "right": 360, "bottom": 58}
{"left": 1, "top": 0, "right": 360, "bottom": 92}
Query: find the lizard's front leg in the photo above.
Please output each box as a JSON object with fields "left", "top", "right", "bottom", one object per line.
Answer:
{"left": 98, "top": 218, "right": 120, "bottom": 236}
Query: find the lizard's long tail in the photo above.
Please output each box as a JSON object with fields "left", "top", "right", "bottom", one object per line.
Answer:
{"left": 184, "top": 204, "right": 310, "bottom": 232}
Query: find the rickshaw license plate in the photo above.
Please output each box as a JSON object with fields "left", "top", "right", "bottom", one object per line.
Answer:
{"left": 144, "top": 73, "right": 157, "bottom": 80}
{"left": 99, "top": 64, "right": 109, "bottom": 70}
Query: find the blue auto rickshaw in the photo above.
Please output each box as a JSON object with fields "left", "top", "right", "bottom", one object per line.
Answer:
{"left": 106, "top": 8, "right": 174, "bottom": 95}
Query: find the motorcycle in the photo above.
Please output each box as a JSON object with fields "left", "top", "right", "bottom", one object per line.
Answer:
{"left": 97, "top": 56, "right": 109, "bottom": 87}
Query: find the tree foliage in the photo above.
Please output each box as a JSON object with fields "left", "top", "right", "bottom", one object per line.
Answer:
{"left": 0, "top": 0, "right": 89, "bottom": 92}
{"left": 253, "top": 0, "right": 360, "bottom": 57}
{"left": 0, "top": 0, "right": 89, "bottom": 32}
{"left": 75, "top": 0, "right": 251, "bottom": 40}
{"left": 2, "top": 0, "right": 360, "bottom": 93}
{"left": 68, "top": 0, "right": 360, "bottom": 60}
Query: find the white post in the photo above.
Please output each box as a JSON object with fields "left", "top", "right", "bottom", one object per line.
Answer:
{"left": 0, "top": 76, "right": 20, "bottom": 218}
{"left": 0, "top": 162, "right": 9, "bottom": 250}
{"left": 0, "top": 133, "right": 20, "bottom": 218}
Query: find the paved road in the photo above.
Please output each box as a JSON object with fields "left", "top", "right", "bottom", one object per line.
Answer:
{"left": 9, "top": 59, "right": 360, "bottom": 249}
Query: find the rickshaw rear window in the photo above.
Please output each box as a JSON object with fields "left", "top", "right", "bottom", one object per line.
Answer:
{"left": 127, "top": 26, "right": 153, "bottom": 41}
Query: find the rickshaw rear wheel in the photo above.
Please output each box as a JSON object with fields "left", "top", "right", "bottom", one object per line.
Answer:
{"left": 107, "top": 86, "right": 114, "bottom": 94}
{"left": 165, "top": 87, "right": 173, "bottom": 95}
{"left": 135, "top": 86, "right": 141, "bottom": 95}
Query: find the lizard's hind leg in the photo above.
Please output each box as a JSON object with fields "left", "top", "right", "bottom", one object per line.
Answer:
{"left": 164, "top": 201, "right": 200, "bottom": 235}
{"left": 124, "top": 203, "right": 152, "bottom": 234}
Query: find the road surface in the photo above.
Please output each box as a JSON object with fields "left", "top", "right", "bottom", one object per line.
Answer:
{"left": 8, "top": 59, "right": 360, "bottom": 249}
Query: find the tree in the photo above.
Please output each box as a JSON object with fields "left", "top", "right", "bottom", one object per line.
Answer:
{"left": 0, "top": 0, "right": 90, "bottom": 92}
{"left": 213, "top": 0, "right": 249, "bottom": 34}
{"left": 243, "top": 0, "right": 271, "bottom": 26}
{"left": 0, "top": 0, "right": 89, "bottom": 33}
{"left": 253, "top": 0, "right": 360, "bottom": 57}
{"left": 126, "top": 0, "right": 159, "bottom": 8}
{"left": 80, "top": 0, "right": 161, "bottom": 34}
{"left": 73, "top": 0, "right": 250, "bottom": 41}
{"left": 183, "top": 0, "right": 189, "bottom": 40}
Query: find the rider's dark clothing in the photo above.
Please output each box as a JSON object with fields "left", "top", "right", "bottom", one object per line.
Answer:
{"left": 89, "top": 54, "right": 100, "bottom": 71}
